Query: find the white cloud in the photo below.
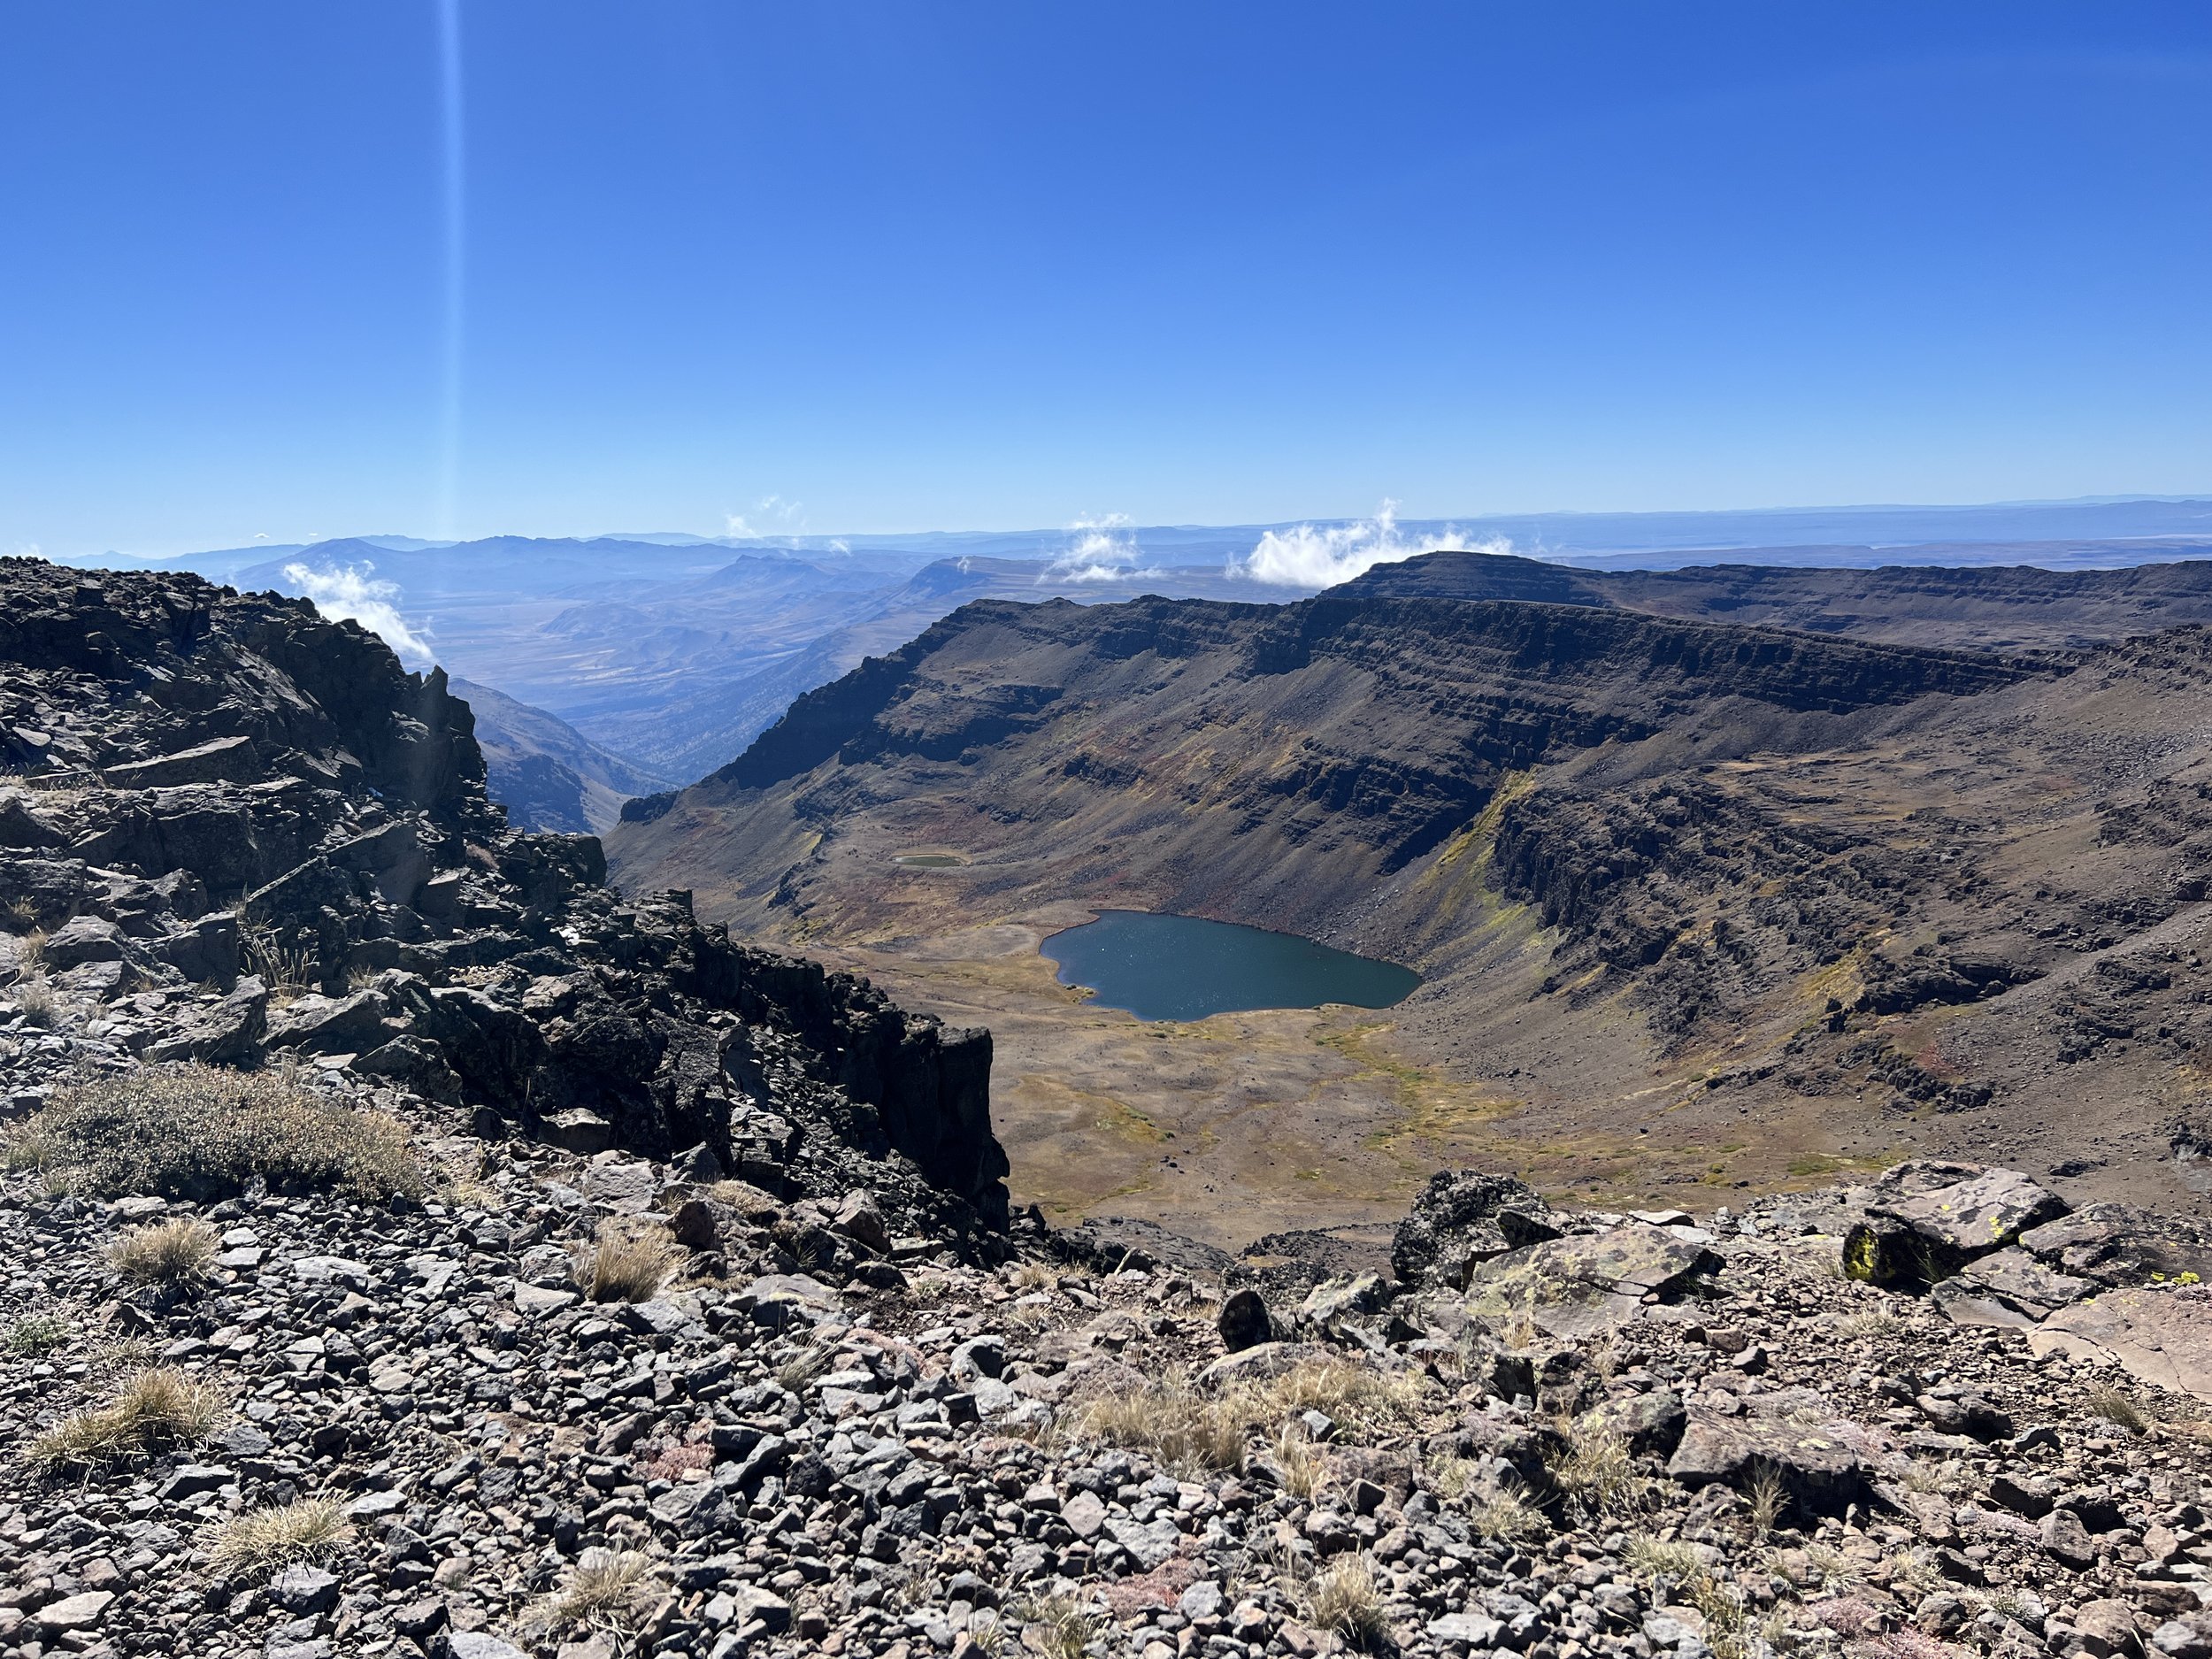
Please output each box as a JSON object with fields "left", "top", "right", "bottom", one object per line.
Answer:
{"left": 284, "top": 562, "right": 434, "bottom": 665}
{"left": 1042, "top": 513, "right": 1162, "bottom": 584}
{"left": 1231, "top": 500, "right": 1510, "bottom": 588}
{"left": 726, "top": 495, "right": 806, "bottom": 540}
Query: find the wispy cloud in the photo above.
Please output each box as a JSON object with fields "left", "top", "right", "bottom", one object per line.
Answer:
{"left": 1230, "top": 501, "right": 1508, "bottom": 587}
{"left": 725, "top": 495, "right": 806, "bottom": 540}
{"left": 1042, "top": 513, "right": 1162, "bottom": 584}
{"left": 284, "top": 562, "right": 434, "bottom": 665}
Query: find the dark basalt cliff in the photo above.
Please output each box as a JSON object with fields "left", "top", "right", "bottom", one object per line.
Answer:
{"left": 1344, "top": 549, "right": 2212, "bottom": 652}
{"left": 612, "top": 586, "right": 2049, "bottom": 931}
{"left": 0, "top": 557, "right": 1010, "bottom": 1237}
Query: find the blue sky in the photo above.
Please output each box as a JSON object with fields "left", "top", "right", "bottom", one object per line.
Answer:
{"left": 4, "top": 3, "right": 2208, "bottom": 556}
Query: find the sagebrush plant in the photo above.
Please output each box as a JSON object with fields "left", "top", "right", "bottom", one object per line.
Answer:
{"left": 107, "top": 1217, "right": 220, "bottom": 1286}
{"left": 4, "top": 1312, "right": 73, "bottom": 1356}
{"left": 577, "top": 1220, "right": 682, "bottom": 1303}
{"left": 214, "top": 1497, "right": 349, "bottom": 1571}
{"left": 17, "top": 1064, "right": 421, "bottom": 1202}
{"left": 28, "top": 1366, "right": 222, "bottom": 1471}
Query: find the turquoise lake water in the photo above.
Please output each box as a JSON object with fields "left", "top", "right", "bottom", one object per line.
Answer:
{"left": 1041, "top": 910, "right": 1421, "bottom": 1022}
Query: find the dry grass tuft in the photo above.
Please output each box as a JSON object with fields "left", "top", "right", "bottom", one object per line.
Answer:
{"left": 1075, "top": 1354, "right": 1425, "bottom": 1479}
{"left": 17, "top": 1064, "right": 421, "bottom": 1202}
{"left": 1836, "top": 1308, "right": 1906, "bottom": 1340}
{"left": 107, "top": 1217, "right": 220, "bottom": 1285}
{"left": 1627, "top": 1533, "right": 1750, "bottom": 1659}
{"left": 2, "top": 898, "right": 38, "bottom": 934}
{"left": 1469, "top": 1478, "right": 1548, "bottom": 1540}
{"left": 2085, "top": 1384, "right": 2152, "bottom": 1434}
{"left": 239, "top": 918, "right": 316, "bottom": 998}
{"left": 1015, "top": 1591, "right": 1101, "bottom": 1659}
{"left": 1550, "top": 1417, "right": 1647, "bottom": 1516}
{"left": 1079, "top": 1369, "right": 1249, "bottom": 1475}
{"left": 549, "top": 1548, "right": 659, "bottom": 1633}
{"left": 1271, "top": 1422, "right": 1328, "bottom": 1501}
{"left": 1626, "top": 1534, "right": 1703, "bottom": 1581}
{"left": 12, "top": 979, "right": 61, "bottom": 1030}
{"left": 1898, "top": 1458, "right": 1966, "bottom": 1497}
{"left": 1005, "top": 1259, "right": 1059, "bottom": 1294}
{"left": 213, "top": 1496, "right": 349, "bottom": 1571}
{"left": 1261, "top": 1356, "right": 1427, "bottom": 1434}
{"left": 1292, "top": 1553, "right": 1389, "bottom": 1650}
{"left": 27, "top": 1366, "right": 223, "bottom": 1471}
{"left": 1746, "top": 1463, "right": 1789, "bottom": 1536}
{"left": 577, "top": 1220, "right": 682, "bottom": 1304}
{"left": 774, "top": 1343, "right": 836, "bottom": 1396}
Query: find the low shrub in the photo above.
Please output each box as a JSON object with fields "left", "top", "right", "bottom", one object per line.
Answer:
{"left": 17, "top": 1064, "right": 421, "bottom": 1202}
{"left": 3, "top": 1312, "right": 73, "bottom": 1356}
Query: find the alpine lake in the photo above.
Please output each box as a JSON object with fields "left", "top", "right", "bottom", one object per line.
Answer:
{"left": 1040, "top": 909, "right": 1420, "bottom": 1022}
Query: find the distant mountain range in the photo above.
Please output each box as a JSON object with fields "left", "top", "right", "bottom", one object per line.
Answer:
{"left": 51, "top": 497, "right": 2212, "bottom": 826}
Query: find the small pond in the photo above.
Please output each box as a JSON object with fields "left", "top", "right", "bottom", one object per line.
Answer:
{"left": 1041, "top": 910, "right": 1420, "bottom": 1022}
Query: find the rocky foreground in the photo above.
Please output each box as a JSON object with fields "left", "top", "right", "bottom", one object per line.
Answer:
{"left": 0, "top": 1135, "right": 2207, "bottom": 1659}
{"left": 0, "top": 558, "right": 2208, "bottom": 1659}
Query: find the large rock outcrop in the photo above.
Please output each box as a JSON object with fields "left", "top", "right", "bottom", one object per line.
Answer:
{"left": 0, "top": 557, "right": 1010, "bottom": 1239}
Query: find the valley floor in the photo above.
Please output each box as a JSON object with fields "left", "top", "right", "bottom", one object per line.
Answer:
{"left": 801, "top": 911, "right": 1947, "bottom": 1252}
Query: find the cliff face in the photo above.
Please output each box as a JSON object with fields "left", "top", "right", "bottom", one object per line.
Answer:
{"left": 1343, "top": 549, "right": 2212, "bottom": 652}
{"left": 610, "top": 586, "right": 2048, "bottom": 941}
{"left": 0, "top": 557, "right": 1009, "bottom": 1235}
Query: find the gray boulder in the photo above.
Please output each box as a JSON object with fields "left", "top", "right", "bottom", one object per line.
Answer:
{"left": 1845, "top": 1163, "right": 2068, "bottom": 1285}
{"left": 1464, "top": 1222, "right": 1717, "bottom": 1340}
{"left": 1393, "top": 1169, "right": 1560, "bottom": 1290}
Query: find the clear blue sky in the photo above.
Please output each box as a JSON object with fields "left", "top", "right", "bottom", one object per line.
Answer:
{"left": 4, "top": 3, "right": 2208, "bottom": 556}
